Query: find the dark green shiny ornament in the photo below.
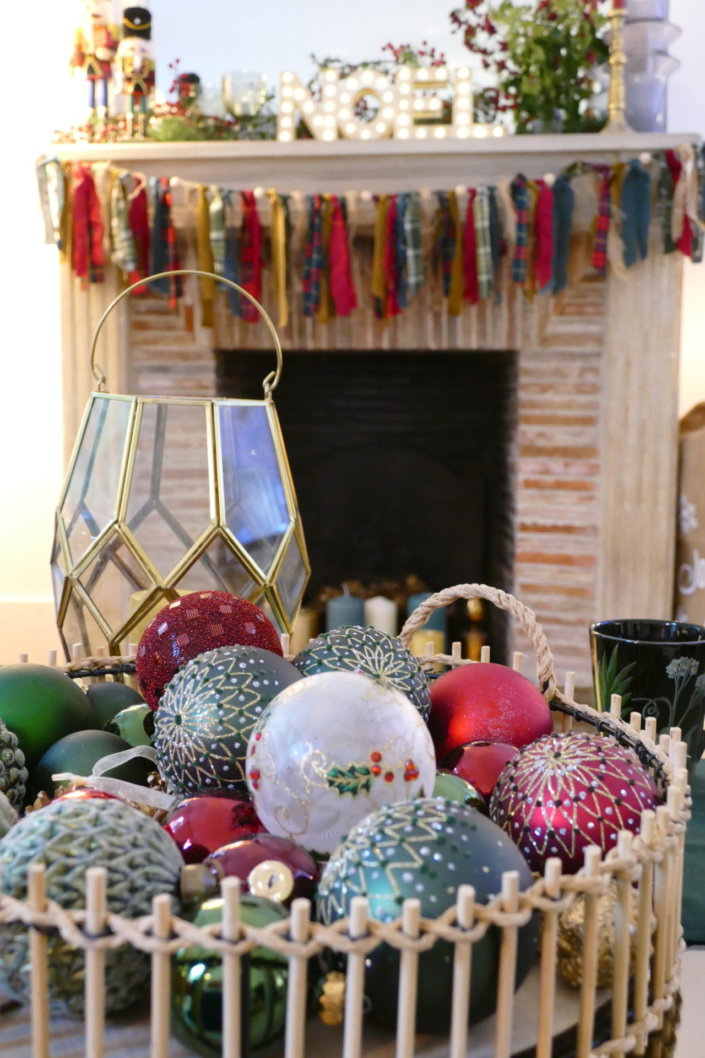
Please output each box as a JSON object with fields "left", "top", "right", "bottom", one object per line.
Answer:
{"left": 105, "top": 704, "right": 154, "bottom": 747}
{"left": 28, "top": 730, "right": 155, "bottom": 801}
{"left": 171, "top": 894, "right": 289, "bottom": 1056}
{"left": 87, "top": 681, "right": 145, "bottom": 728}
{"left": 432, "top": 770, "right": 485, "bottom": 810}
{"left": 292, "top": 625, "right": 431, "bottom": 720}
{"left": 317, "top": 797, "right": 538, "bottom": 1033}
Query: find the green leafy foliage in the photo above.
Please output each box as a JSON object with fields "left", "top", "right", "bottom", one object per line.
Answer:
{"left": 597, "top": 645, "right": 637, "bottom": 712}
{"left": 325, "top": 763, "right": 375, "bottom": 797}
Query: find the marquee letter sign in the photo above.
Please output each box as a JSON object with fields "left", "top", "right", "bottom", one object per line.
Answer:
{"left": 277, "top": 65, "right": 494, "bottom": 142}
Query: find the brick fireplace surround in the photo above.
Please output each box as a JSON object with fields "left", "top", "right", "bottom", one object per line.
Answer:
{"left": 56, "top": 134, "right": 693, "bottom": 691}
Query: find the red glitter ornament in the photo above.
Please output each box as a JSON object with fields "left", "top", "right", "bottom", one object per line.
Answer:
{"left": 429, "top": 662, "right": 554, "bottom": 761}
{"left": 489, "top": 731, "right": 660, "bottom": 874}
{"left": 135, "top": 591, "right": 283, "bottom": 710}
{"left": 163, "top": 793, "right": 266, "bottom": 863}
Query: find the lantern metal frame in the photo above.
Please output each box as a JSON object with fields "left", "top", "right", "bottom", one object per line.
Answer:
{"left": 52, "top": 270, "right": 310, "bottom": 659}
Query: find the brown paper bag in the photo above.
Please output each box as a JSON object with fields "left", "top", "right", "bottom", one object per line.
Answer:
{"left": 674, "top": 403, "right": 705, "bottom": 622}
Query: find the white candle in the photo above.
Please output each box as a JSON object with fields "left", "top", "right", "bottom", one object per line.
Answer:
{"left": 364, "top": 595, "right": 398, "bottom": 635}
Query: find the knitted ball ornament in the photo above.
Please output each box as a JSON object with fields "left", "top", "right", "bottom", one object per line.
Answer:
{"left": 0, "top": 796, "right": 184, "bottom": 1016}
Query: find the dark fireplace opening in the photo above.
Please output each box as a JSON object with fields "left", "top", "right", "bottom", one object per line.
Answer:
{"left": 215, "top": 349, "right": 518, "bottom": 663}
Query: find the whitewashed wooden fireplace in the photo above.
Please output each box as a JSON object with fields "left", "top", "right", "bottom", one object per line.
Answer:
{"left": 55, "top": 133, "right": 693, "bottom": 690}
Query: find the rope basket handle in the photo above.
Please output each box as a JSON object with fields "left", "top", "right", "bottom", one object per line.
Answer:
{"left": 89, "top": 269, "right": 283, "bottom": 395}
{"left": 399, "top": 583, "right": 558, "bottom": 701}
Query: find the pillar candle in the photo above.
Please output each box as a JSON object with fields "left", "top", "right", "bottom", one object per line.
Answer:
{"left": 326, "top": 590, "right": 365, "bottom": 631}
{"left": 288, "top": 607, "right": 318, "bottom": 655}
{"left": 364, "top": 595, "right": 398, "bottom": 635}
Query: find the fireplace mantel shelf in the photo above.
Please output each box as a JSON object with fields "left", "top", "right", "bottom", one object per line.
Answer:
{"left": 50, "top": 131, "right": 700, "bottom": 193}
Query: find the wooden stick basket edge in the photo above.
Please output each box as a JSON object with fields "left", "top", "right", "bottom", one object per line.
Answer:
{"left": 0, "top": 583, "right": 692, "bottom": 1058}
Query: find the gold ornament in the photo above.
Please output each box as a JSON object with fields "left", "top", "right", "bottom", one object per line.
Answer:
{"left": 317, "top": 970, "right": 346, "bottom": 1026}
{"left": 555, "top": 882, "right": 638, "bottom": 989}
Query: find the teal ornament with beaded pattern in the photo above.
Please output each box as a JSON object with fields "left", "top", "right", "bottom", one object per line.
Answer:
{"left": 154, "top": 644, "right": 302, "bottom": 796}
{"left": 292, "top": 625, "right": 431, "bottom": 720}
{"left": 0, "top": 717, "right": 28, "bottom": 810}
{"left": 316, "top": 797, "right": 538, "bottom": 1032}
{"left": 0, "top": 795, "right": 183, "bottom": 1016}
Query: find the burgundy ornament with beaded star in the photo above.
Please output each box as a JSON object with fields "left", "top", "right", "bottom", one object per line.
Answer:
{"left": 489, "top": 731, "right": 660, "bottom": 874}
{"left": 135, "top": 591, "right": 282, "bottom": 711}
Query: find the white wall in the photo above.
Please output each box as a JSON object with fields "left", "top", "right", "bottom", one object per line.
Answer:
{"left": 0, "top": 0, "right": 703, "bottom": 663}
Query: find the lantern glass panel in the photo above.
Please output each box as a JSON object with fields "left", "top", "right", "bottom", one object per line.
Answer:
{"left": 60, "top": 590, "right": 106, "bottom": 658}
{"left": 50, "top": 530, "right": 67, "bottom": 613}
{"left": 62, "top": 396, "right": 132, "bottom": 565}
{"left": 78, "top": 530, "right": 155, "bottom": 638}
{"left": 174, "top": 538, "right": 257, "bottom": 598}
{"left": 276, "top": 533, "right": 308, "bottom": 617}
{"left": 217, "top": 404, "right": 290, "bottom": 576}
{"left": 125, "top": 401, "right": 213, "bottom": 578}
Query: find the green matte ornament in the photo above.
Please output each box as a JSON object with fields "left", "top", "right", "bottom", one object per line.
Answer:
{"left": 0, "top": 664, "right": 92, "bottom": 771}
{"left": 105, "top": 703, "right": 155, "bottom": 747}
{"left": 317, "top": 797, "right": 538, "bottom": 1032}
{"left": 0, "top": 796, "right": 183, "bottom": 1016}
{"left": 28, "top": 730, "right": 155, "bottom": 801}
{"left": 432, "top": 769, "right": 485, "bottom": 809}
{"left": 87, "top": 681, "right": 145, "bottom": 728}
{"left": 0, "top": 717, "right": 28, "bottom": 809}
{"left": 172, "top": 893, "right": 290, "bottom": 1056}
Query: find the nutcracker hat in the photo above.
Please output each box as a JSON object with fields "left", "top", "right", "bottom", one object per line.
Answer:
{"left": 122, "top": 6, "right": 152, "bottom": 38}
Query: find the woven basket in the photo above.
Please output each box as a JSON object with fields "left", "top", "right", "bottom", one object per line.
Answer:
{"left": 0, "top": 584, "right": 690, "bottom": 1058}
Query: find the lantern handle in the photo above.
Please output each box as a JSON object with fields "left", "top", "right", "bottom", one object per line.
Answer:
{"left": 90, "top": 269, "right": 284, "bottom": 397}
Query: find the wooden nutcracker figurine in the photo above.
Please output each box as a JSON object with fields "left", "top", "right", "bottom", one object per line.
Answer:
{"left": 70, "top": 0, "right": 119, "bottom": 119}
{"left": 115, "top": 6, "right": 156, "bottom": 136}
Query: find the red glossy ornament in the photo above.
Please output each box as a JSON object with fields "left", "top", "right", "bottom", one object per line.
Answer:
{"left": 135, "top": 591, "right": 283, "bottom": 710}
{"left": 428, "top": 662, "right": 553, "bottom": 762}
{"left": 164, "top": 793, "right": 266, "bottom": 863}
{"left": 205, "top": 833, "right": 321, "bottom": 906}
{"left": 55, "top": 789, "right": 122, "bottom": 804}
{"left": 489, "top": 731, "right": 660, "bottom": 873}
{"left": 443, "top": 740, "right": 519, "bottom": 803}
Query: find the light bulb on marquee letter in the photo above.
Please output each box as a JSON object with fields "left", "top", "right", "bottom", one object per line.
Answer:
{"left": 277, "top": 70, "right": 338, "bottom": 141}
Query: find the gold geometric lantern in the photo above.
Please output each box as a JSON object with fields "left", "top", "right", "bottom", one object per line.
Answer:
{"left": 51, "top": 270, "right": 310, "bottom": 659}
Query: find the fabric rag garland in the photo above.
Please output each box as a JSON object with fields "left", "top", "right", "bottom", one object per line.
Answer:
{"left": 38, "top": 146, "right": 705, "bottom": 324}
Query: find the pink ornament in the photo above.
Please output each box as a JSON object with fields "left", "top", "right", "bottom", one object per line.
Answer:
{"left": 429, "top": 662, "right": 553, "bottom": 762}
{"left": 205, "top": 833, "right": 321, "bottom": 906}
{"left": 135, "top": 591, "right": 282, "bottom": 710}
{"left": 443, "top": 740, "right": 519, "bottom": 804}
{"left": 164, "top": 793, "right": 265, "bottom": 863}
{"left": 489, "top": 732, "right": 660, "bottom": 873}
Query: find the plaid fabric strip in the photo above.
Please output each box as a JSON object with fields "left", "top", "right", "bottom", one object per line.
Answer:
{"left": 72, "top": 164, "right": 105, "bottom": 286}
{"left": 328, "top": 195, "right": 357, "bottom": 316}
{"left": 395, "top": 193, "right": 408, "bottom": 309}
{"left": 239, "top": 190, "right": 262, "bottom": 322}
{"left": 209, "top": 186, "right": 226, "bottom": 275}
{"left": 591, "top": 165, "right": 612, "bottom": 276}
{"left": 403, "top": 192, "right": 424, "bottom": 298}
{"left": 621, "top": 159, "right": 650, "bottom": 268}
{"left": 435, "top": 192, "right": 455, "bottom": 297}
{"left": 463, "top": 189, "right": 478, "bottom": 305}
{"left": 385, "top": 195, "right": 401, "bottom": 317}
{"left": 371, "top": 195, "right": 389, "bottom": 320}
{"left": 510, "top": 174, "right": 529, "bottom": 283}
{"left": 533, "top": 179, "right": 554, "bottom": 292}
{"left": 551, "top": 174, "right": 574, "bottom": 295}
{"left": 221, "top": 190, "right": 241, "bottom": 316}
{"left": 302, "top": 194, "right": 323, "bottom": 318}
{"left": 473, "top": 187, "right": 492, "bottom": 300}
{"left": 658, "top": 156, "right": 677, "bottom": 254}
{"left": 148, "top": 177, "right": 168, "bottom": 290}
{"left": 110, "top": 171, "right": 138, "bottom": 280}
{"left": 127, "top": 179, "right": 150, "bottom": 281}
{"left": 488, "top": 187, "right": 503, "bottom": 303}
{"left": 163, "top": 181, "right": 182, "bottom": 306}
